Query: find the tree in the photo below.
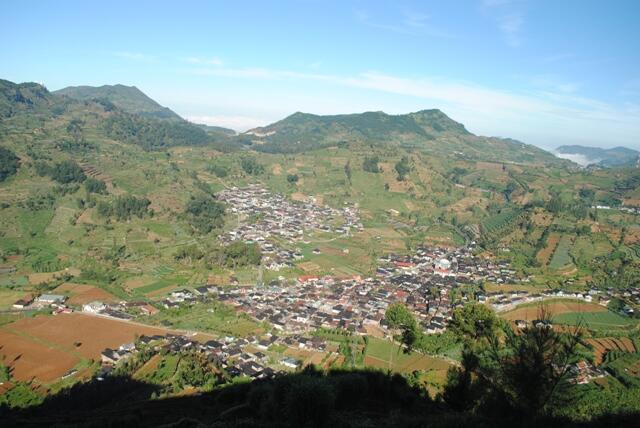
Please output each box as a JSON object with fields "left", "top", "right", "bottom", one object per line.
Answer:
{"left": 385, "top": 302, "right": 418, "bottom": 351}
{"left": 449, "top": 303, "right": 501, "bottom": 342}
{"left": 287, "top": 174, "right": 299, "bottom": 183}
{"left": 240, "top": 157, "right": 265, "bottom": 175}
{"left": 50, "top": 160, "right": 86, "bottom": 184}
{"left": 344, "top": 160, "right": 352, "bottom": 184}
{"left": 84, "top": 177, "right": 107, "bottom": 194}
{"left": 443, "top": 305, "right": 584, "bottom": 418}
{"left": 0, "top": 146, "right": 20, "bottom": 182}
{"left": 362, "top": 156, "right": 380, "bottom": 173}
{"left": 184, "top": 195, "right": 225, "bottom": 234}
{"left": 394, "top": 156, "right": 410, "bottom": 181}
{"left": 222, "top": 241, "right": 262, "bottom": 268}
{"left": 66, "top": 118, "right": 84, "bottom": 143}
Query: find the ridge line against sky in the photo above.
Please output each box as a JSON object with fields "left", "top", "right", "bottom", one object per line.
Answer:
{"left": 1, "top": 0, "right": 639, "bottom": 150}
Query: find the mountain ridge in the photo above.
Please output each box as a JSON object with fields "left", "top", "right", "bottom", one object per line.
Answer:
{"left": 245, "top": 108, "right": 563, "bottom": 165}
{"left": 54, "top": 84, "right": 182, "bottom": 120}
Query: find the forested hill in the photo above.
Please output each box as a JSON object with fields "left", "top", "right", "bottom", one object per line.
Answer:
{"left": 244, "top": 109, "right": 566, "bottom": 165}
{"left": 0, "top": 78, "right": 234, "bottom": 151}
{"left": 54, "top": 84, "right": 181, "bottom": 120}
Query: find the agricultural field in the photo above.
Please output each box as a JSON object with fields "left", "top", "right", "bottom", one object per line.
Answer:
{"left": 52, "top": 282, "right": 117, "bottom": 305}
{"left": 537, "top": 232, "right": 560, "bottom": 266}
{"left": 363, "top": 337, "right": 452, "bottom": 378}
{"left": 553, "top": 311, "right": 636, "bottom": 329}
{"left": 147, "top": 301, "right": 262, "bottom": 338}
{"left": 0, "top": 313, "right": 171, "bottom": 385}
{"left": 501, "top": 299, "right": 607, "bottom": 321}
{"left": 585, "top": 337, "right": 637, "bottom": 364}
{"left": 549, "top": 235, "right": 575, "bottom": 269}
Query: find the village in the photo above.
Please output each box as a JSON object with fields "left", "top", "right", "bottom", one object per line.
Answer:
{"left": 8, "top": 185, "right": 639, "bottom": 391}
{"left": 217, "top": 185, "right": 362, "bottom": 270}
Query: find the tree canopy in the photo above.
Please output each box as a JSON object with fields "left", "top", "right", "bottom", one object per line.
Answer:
{"left": 0, "top": 146, "right": 19, "bottom": 182}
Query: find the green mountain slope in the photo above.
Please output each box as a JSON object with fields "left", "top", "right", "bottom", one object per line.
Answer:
{"left": 54, "top": 84, "right": 181, "bottom": 120}
{"left": 244, "top": 109, "right": 563, "bottom": 165}
{"left": 0, "top": 79, "right": 234, "bottom": 152}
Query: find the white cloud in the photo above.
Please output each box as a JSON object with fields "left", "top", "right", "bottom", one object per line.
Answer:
{"left": 354, "top": 8, "right": 454, "bottom": 38}
{"left": 553, "top": 152, "right": 599, "bottom": 167}
{"left": 481, "top": 0, "right": 525, "bottom": 47}
{"left": 183, "top": 56, "right": 223, "bottom": 66}
{"left": 113, "top": 51, "right": 156, "bottom": 62}
{"left": 498, "top": 13, "right": 523, "bottom": 47}
{"left": 185, "top": 115, "right": 268, "bottom": 131}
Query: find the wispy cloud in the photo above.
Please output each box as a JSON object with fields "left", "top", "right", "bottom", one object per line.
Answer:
{"left": 482, "top": 0, "right": 525, "bottom": 47}
{"left": 527, "top": 75, "right": 580, "bottom": 94}
{"left": 113, "top": 51, "right": 157, "bottom": 62}
{"left": 354, "top": 9, "right": 454, "bottom": 38}
{"left": 183, "top": 56, "right": 223, "bottom": 66}
{"left": 541, "top": 52, "right": 576, "bottom": 63}
{"left": 185, "top": 114, "right": 266, "bottom": 131}
{"left": 498, "top": 13, "right": 523, "bottom": 47}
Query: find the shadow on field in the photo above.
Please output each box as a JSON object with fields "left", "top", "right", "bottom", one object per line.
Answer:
{"left": 3, "top": 368, "right": 640, "bottom": 428}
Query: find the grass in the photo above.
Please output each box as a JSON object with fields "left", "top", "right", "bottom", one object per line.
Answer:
{"left": 549, "top": 234, "right": 574, "bottom": 269}
{"left": 364, "top": 337, "right": 451, "bottom": 375}
{"left": 553, "top": 311, "right": 637, "bottom": 329}
{"left": 134, "top": 275, "right": 187, "bottom": 296}
{"left": 149, "top": 301, "right": 262, "bottom": 337}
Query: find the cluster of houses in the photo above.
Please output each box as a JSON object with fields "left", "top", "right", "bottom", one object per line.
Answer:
{"left": 98, "top": 333, "right": 312, "bottom": 381}
{"left": 81, "top": 299, "right": 161, "bottom": 318}
{"left": 217, "top": 185, "right": 362, "bottom": 270}
{"left": 13, "top": 293, "right": 72, "bottom": 314}
{"left": 201, "top": 245, "right": 525, "bottom": 336}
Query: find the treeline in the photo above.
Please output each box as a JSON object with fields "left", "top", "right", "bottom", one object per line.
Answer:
{"left": 97, "top": 195, "right": 151, "bottom": 220}
{"left": 35, "top": 159, "right": 86, "bottom": 184}
{"left": 0, "top": 146, "right": 20, "bottom": 181}
{"left": 184, "top": 195, "right": 225, "bottom": 234}
{"left": 174, "top": 241, "right": 262, "bottom": 268}
{"left": 103, "top": 113, "right": 211, "bottom": 150}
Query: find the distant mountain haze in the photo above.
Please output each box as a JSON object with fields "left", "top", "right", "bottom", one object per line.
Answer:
{"left": 555, "top": 145, "right": 639, "bottom": 167}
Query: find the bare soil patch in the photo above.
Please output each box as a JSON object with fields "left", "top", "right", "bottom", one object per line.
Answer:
{"left": 52, "top": 282, "right": 117, "bottom": 305}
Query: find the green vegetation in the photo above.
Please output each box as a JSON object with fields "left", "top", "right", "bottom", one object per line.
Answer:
{"left": 362, "top": 155, "right": 380, "bottom": 173}
{"left": 220, "top": 241, "right": 262, "bottom": 268}
{"left": 103, "top": 113, "right": 211, "bottom": 150}
{"left": 184, "top": 195, "right": 225, "bottom": 234}
{"left": 36, "top": 160, "right": 87, "bottom": 184}
{"left": 240, "top": 157, "right": 265, "bottom": 175}
{"left": 84, "top": 177, "right": 107, "bottom": 194}
{"left": 394, "top": 156, "right": 410, "bottom": 181}
{"left": 97, "top": 195, "right": 151, "bottom": 220}
{"left": 0, "top": 146, "right": 20, "bottom": 181}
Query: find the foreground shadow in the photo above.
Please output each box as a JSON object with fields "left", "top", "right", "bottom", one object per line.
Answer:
{"left": 3, "top": 368, "right": 639, "bottom": 428}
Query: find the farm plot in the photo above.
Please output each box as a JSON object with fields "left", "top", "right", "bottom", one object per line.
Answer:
{"left": 501, "top": 299, "right": 607, "bottom": 322}
{"left": 0, "top": 313, "right": 171, "bottom": 384}
{"left": 537, "top": 232, "right": 560, "bottom": 266}
{"left": 52, "top": 282, "right": 117, "bottom": 305}
{"left": 549, "top": 235, "right": 574, "bottom": 269}
{"left": 553, "top": 311, "right": 635, "bottom": 329}
{"left": 586, "top": 337, "right": 637, "bottom": 364}
{"left": 480, "top": 208, "right": 523, "bottom": 241}
{"left": 364, "top": 337, "right": 451, "bottom": 376}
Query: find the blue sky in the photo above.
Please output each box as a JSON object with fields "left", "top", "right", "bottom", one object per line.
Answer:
{"left": 2, "top": 0, "right": 639, "bottom": 150}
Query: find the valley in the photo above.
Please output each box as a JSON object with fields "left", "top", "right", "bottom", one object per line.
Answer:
{"left": 1, "top": 78, "right": 640, "bottom": 424}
